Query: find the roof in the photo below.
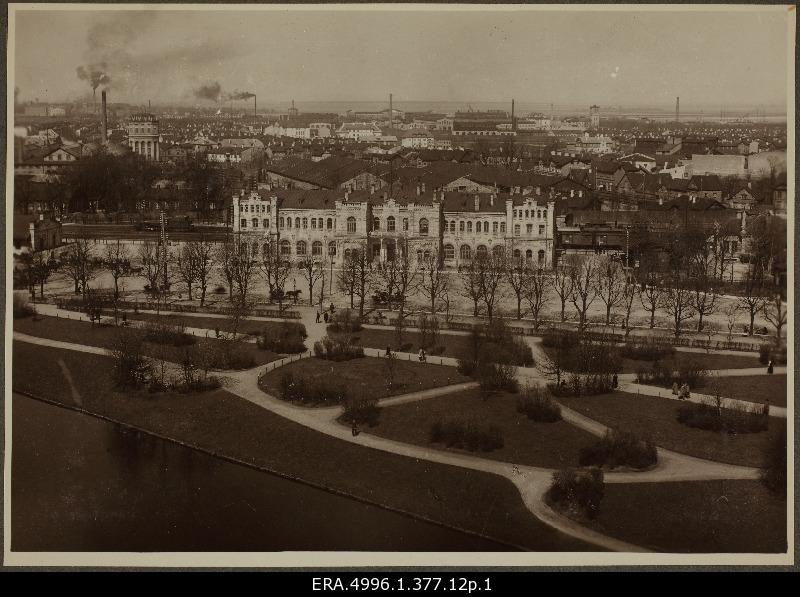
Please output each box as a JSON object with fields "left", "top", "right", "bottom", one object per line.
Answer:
{"left": 265, "top": 156, "right": 385, "bottom": 189}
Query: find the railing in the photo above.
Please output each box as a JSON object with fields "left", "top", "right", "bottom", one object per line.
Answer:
{"left": 54, "top": 298, "right": 302, "bottom": 320}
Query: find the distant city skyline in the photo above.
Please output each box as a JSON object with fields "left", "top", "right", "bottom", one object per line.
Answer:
{"left": 13, "top": 6, "right": 792, "bottom": 111}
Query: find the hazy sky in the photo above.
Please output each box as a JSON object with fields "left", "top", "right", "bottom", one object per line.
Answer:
{"left": 13, "top": 6, "right": 792, "bottom": 110}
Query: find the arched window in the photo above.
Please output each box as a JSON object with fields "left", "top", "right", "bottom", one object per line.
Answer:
{"left": 513, "top": 249, "right": 521, "bottom": 260}
{"left": 537, "top": 210, "right": 542, "bottom": 219}
{"left": 450, "top": 221, "right": 456, "bottom": 233}
{"left": 493, "top": 222, "right": 498, "bottom": 234}
{"left": 538, "top": 249, "right": 546, "bottom": 265}
{"left": 311, "top": 219, "right": 317, "bottom": 229}
{"left": 344, "top": 248, "right": 351, "bottom": 259}
{"left": 263, "top": 218, "right": 269, "bottom": 229}
{"left": 252, "top": 218, "right": 259, "bottom": 228}
{"left": 279, "top": 217, "right": 285, "bottom": 229}
{"left": 403, "top": 218, "right": 409, "bottom": 231}
{"left": 500, "top": 222, "right": 506, "bottom": 233}
{"left": 492, "top": 245, "right": 504, "bottom": 258}
{"left": 444, "top": 244, "right": 455, "bottom": 259}
{"left": 296, "top": 241, "right": 307, "bottom": 256}
{"left": 327, "top": 218, "right": 333, "bottom": 229}
{"left": 286, "top": 218, "right": 292, "bottom": 229}
{"left": 459, "top": 221, "right": 465, "bottom": 232}
{"left": 328, "top": 241, "right": 337, "bottom": 256}
{"left": 418, "top": 218, "right": 429, "bottom": 235}
{"left": 387, "top": 216, "right": 395, "bottom": 231}
{"left": 280, "top": 239, "right": 291, "bottom": 255}
{"left": 295, "top": 217, "right": 301, "bottom": 229}
{"left": 373, "top": 217, "right": 380, "bottom": 231}
{"left": 476, "top": 245, "right": 488, "bottom": 258}
{"left": 347, "top": 217, "right": 356, "bottom": 234}
{"left": 423, "top": 250, "right": 431, "bottom": 260}
{"left": 312, "top": 241, "right": 323, "bottom": 256}
{"left": 526, "top": 249, "right": 533, "bottom": 261}
{"left": 416, "top": 250, "right": 423, "bottom": 261}
{"left": 467, "top": 221, "right": 473, "bottom": 233}
{"left": 459, "top": 244, "right": 472, "bottom": 260}
{"left": 483, "top": 222, "right": 489, "bottom": 233}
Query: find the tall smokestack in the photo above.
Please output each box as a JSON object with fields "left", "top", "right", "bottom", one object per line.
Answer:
{"left": 676, "top": 96, "right": 680, "bottom": 124}
{"left": 101, "top": 90, "right": 108, "bottom": 145}
{"left": 511, "top": 99, "right": 515, "bottom": 131}
{"left": 389, "top": 93, "right": 393, "bottom": 130}
{"left": 254, "top": 94, "right": 257, "bottom": 120}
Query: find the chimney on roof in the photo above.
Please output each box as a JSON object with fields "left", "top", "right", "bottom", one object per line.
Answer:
{"left": 416, "top": 184, "right": 420, "bottom": 196}
{"left": 490, "top": 194, "right": 494, "bottom": 207}
{"left": 370, "top": 184, "right": 375, "bottom": 195}
{"left": 474, "top": 195, "right": 480, "bottom": 212}
{"left": 421, "top": 182, "right": 426, "bottom": 194}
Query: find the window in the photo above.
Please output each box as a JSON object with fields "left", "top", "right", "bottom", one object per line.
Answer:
{"left": 526, "top": 249, "right": 533, "bottom": 261}
{"left": 373, "top": 217, "right": 380, "bottom": 231}
{"left": 539, "top": 225, "right": 545, "bottom": 236}
{"left": 287, "top": 218, "right": 292, "bottom": 229}
{"left": 450, "top": 221, "right": 456, "bottom": 233}
{"left": 483, "top": 222, "right": 489, "bottom": 233}
{"left": 514, "top": 224, "right": 520, "bottom": 236}
{"left": 296, "top": 241, "right": 307, "bottom": 255}
{"left": 263, "top": 219, "right": 269, "bottom": 229}
{"left": 542, "top": 209, "right": 547, "bottom": 218}
{"left": 527, "top": 224, "right": 533, "bottom": 235}
{"left": 328, "top": 241, "right": 337, "bottom": 256}
{"left": 513, "top": 249, "right": 521, "bottom": 260}
{"left": 493, "top": 222, "right": 498, "bottom": 234}
{"left": 327, "top": 218, "right": 333, "bottom": 230}
{"left": 403, "top": 218, "right": 409, "bottom": 231}
{"left": 419, "top": 218, "right": 429, "bottom": 235}
{"left": 525, "top": 210, "right": 529, "bottom": 218}
{"left": 295, "top": 217, "right": 301, "bottom": 229}
{"left": 416, "top": 250, "right": 423, "bottom": 261}
{"left": 311, "top": 219, "right": 317, "bottom": 229}
{"left": 492, "top": 245, "right": 504, "bottom": 258}
{"left": 280, "top": 240, "right": 291, "bottom": 255}
{"left": 252, "top": 218, "right": 259, "bottom": 228}
{"left": 500, "top": 223, "right": 506, "bottom": 233}
{"left": 279, "top": 217, "right": 285, "bottom": 229}
{"left": 423, "top": 250, "right": 431, "bottom": 260}
{"left": 240, "top": 219, "right": 247, "bottom": 228}
{"left": 537, "top": 210, "right": 542, "bottom": 219}
{"left": 476, "top": 245, "right": 488, "bottom": 258}
{"left": 312, "top": 241, "right": 323, "bottom": 256}
{"left": 347, "top": 217, "right": 356, "bottom": 234}
{"left": 387, "top": 216, "right": 395, "bottom": 232}
{"left": 538, "top": 250, "right": 546, "bottom": 265}
{"left": 460, "top": 245, "right": 472, "bottom": 260}
{"left": 444, "top": 244, "right": 455, "bottom": 260}
{"left": 467, "top": 221, "right": 473, "bottom": 233}
{"left": 459, "top": 221, "right": 465, "bottom": 232}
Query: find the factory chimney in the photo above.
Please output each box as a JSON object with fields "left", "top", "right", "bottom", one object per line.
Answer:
{"left": 101, "top": 90, "right": 108, "bottom": 145}
{"left": 389, "top": 93, "right": 393, "bottom": 130}
{"left": 511, "top": 99, "right": 515, "bottom": 131}
{"left": 676, "top": 96, "right": 680, "bottom": 124}
{"left": 254, "top": 95, "right": 257, "bottom": 120}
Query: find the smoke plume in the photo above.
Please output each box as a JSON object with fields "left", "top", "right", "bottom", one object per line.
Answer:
{"left": 194, "top": 82, "right": 223, "bottom": 102}
{"left": 228, "top": 90, "right": 256, "bottom": 100}
{"left": 77, "top": 63, "right": 111, "bottom": 90}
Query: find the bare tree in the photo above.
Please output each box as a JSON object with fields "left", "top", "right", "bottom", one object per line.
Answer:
{"left": 352, "top": 244, "right": 373, "bottom": 318}
{"left": 104, "top": 241, "right": 131, "bottom": 300}
{"left": 261, "top": 241, "right": 291, "bottom": 309}
{"left": 419, "top": 251, "right": 448, "bottom": 314}
{"left": 392, "top": 241, "right": 420, "bottom": 339}
{"left": 569, "top": 254, "right": 600, "bottom": 333}
{"left": 661, "top": 273, "right": 696, "bottom": 338}
{"left": 762, "top": 292, "right": 787, "bottom": 341}
{"left": 230, "top": 241, "right": 259, "bottom": 305}
{"left": 190, "top": 238, "right": 216, "bottom": 306}
{"left": 337, "top": 250, "right": 358, "bottom": 309}
{"left": 458, "top": 259, "right": 483, "bottom": 317}
{"left": 62, "top": 238, "right": 98, "bottom": 298}
{"left": 724, "top": 303, "right": 739, "bottom": 343}
{"left": 738, "top": 263, "right": 766, "bottom": 336}
{"left": 504, "top": 255, "right": 531, "bottom": 319}
{"left": 690, "top": 275, "right": 718, "bottom": 333}
{"left": 138, "top": 240, "right": 168, "bottom": 299}
{"left": 639, "top": 274, "right": 662, "bottom": 329}
{"left": 478, "top": 253, "right": 506, "bottom": 321}
{"left": 216, "top": 239, "right": 238, "bottom": 301}
{"left": 175, "top": 243, "right": 200, "bottom": 300}
{"left": 30, "top": 251, "right": 58, "bottom": 299}
{"left": 596, "top": 256, "right": 625, "bottom": 325}
{"left": 522, "top": 266, "right": 550, "bottom": 331}
{"left": 550, "top": 258, "right": 575, "bottom": 322}
{"left": 620, "top": 279, "right": 638, "bottom": 339}
{"left": 298, "top": 254, "right": 325, "bottom": 306}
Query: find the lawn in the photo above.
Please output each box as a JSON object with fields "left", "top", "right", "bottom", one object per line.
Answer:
{"left": 259, "top": 356, "right": 470, "bottom": 402}
{"left": 330, "top": 326, "right": 477, "bottom": 359}
{"left": 367, "top": 388, "right": 599, "bottom": 469}
{"left": 585, "top": 480, "right": 787, "bottom": 553}
{"left": 705, "top": 375, "right": 788, "bottom": 407}
{"left": 104, "top": 310, "right": 303, "bottom": 340}
{"left": 558, "top": 391, "right": 785, "bottom": 467}
{"left": 13, "top": 315, "right": 281, "bottom": 368}
{"left": 12, "top": 341, "right": 593, "bottom": 552}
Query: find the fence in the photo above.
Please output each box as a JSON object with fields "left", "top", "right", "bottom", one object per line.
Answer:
{"left": 54, "top": 297, "right": 301, "bottom": 320}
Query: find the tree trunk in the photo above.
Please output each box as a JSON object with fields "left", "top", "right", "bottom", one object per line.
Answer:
{"left": 605, "top": 305, "right": 611, "bottom": 325}
{"left": 649, "top": 309, "right": 656, "bottom": 329}
{"left": 748, "top": 311, "right": 755, "bottom": 336}
{"left": 516, "top": 296, "right": 522, "bottom": 319}
{"left": 200, "top": 284, "right": 206, "bottom": 306}
{"left": 560, "top": 301, "right": 566, "bottom": 322}
{"left": 696, "top": 313, "right": 704, "bottom": 333}
{"left": 473, "top": 299, "right": 478, "bottom": 317}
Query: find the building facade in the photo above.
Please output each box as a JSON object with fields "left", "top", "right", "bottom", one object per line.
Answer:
{"left": 127, "top": 113, "right": 160, "bottom": 161}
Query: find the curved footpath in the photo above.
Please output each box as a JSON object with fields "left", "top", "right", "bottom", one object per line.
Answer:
{"left": 14, "top": 307, "right": 770, "bottom": 553}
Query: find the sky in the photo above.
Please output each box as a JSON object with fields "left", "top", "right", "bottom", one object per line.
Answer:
{"left": 12, "top": 5, "right": 792, "bottom": 111}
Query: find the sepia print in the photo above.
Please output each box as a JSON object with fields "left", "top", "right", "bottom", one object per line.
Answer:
{"left": 3, "top": 3, "right": 794, "bottom": 568}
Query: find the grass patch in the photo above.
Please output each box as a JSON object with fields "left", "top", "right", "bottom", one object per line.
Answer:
{"left": 12, "top": 341, "right": 592, "bottom": 551}
{"left": 583, "top": 480, "right": 787, "bottom": 553}
{"left": 705, "top": 375, "right": 787, "bottom": 407}
{"left": 333, "top": 327, "right": 476, "bottom": 359}
{"left": 103, "top": 310, "right": 302, "bottom": 339}
{"left": 366, "top": 388, "right": 598, "bottom": 469}
{"left": 558, "top": 391, "right": 785, "bottom": 467}
{"left": 259, "top": 356, "right": 469, "bottom": 402}
{"left": 13, "top": 315, "right": 280, "bottom": 368}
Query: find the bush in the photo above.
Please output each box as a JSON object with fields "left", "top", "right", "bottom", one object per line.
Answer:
{"left": 175, "top": 375, "right": 222, "bottom": 394}
{"left": 479, "top": 319, "right": 534, "bottom": 366}
{"left": 143, "top": 320, "right": 196, "bottom": 347}
{"left": 546, "top": 468, "right": 605, "bottom": 520}
{"left": 257, "top": 321, "right": 308, "bottom": 353}
{"left": 636, "top": 357, "right": 706, "bottom": 388}
{"left": 759, "top": 344, "right": 787, "bottom": 365}
{"left": 761, "top": 426, "right": 787, "bottom": 497}
{"left": 314, "top": 335, "right": 364, "bottom": 361}
{"left": 328, "top": 309, "right": 362, "bottom": 333}
{"left": 541, "top": 329, "right": 580, "bottom": 350}
{"left": 214, "top": 285, "right": 226, "bottom": 294}
{"left": 429, "top": 417, "right": 504, "bottom": 452}
{"left": 276, "top": 371, "right": 349, "bottom": 406}
{"left": 621, "top": 341, "right": 675, "bottom": 362}
{"left": 676, "top": 400, "right": 769, "bottom": 434}
{"left": 476, "top": 360, "right": 519, "bottom": 395}
{"left": 341, "top": 395, "right": 380, "bottom": 427}
{"left": 546, "top": 372, "right": 613, "bottom": 397}
{"left": 13, "top": 294, "right": 35, "bottom": 319}
{"left": 579, "top": 429, "right": 658, "bottom": 470}
{"left": 516, "top": 386, "right": 562, "bottom": 422}
{"left": 456, "top": 358, "right": 477, "bottom": 376}
{"left": 110, "top": 329, "right": 151, "bottom": 389}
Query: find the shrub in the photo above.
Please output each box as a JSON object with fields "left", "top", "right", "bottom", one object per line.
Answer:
{"left": 759, "top": 344, "right": 787, "bottom": 365}
{"left": 257, "top": 321, "right": 308, "bottom": 353}
{"left": 456, "top": 358, "right": 477, "bottom": 376}
{"left": 516, "top": 386, "right": 562, "bottom": 422}
{"left": 110, "top": 329, "right": 151, "bottom": 389}
{"left": 214, "top": 285, "right": 226, "bottom": 295}
{"left": 429, "top": 417, "right": 504, "bottom": 452}
{"left": 314, "top": 335, "right": 364, "bottom": 361}
{"left": 621, "top": 341, "right": 675, "bottom": 362}
{"left": 342, "top": 395, "right": 380, "bottom": 426}
{"left": 175, "top": 375, "right": 222, "bottom": 394}
{"left": 479, "top": 319, "right": 534, "bottom": 366}
{"left": 579, "top": 430, "right": 658, "bottom": 470}
{"left": 541, "top": 329, "right": 580, "bottom": 350}
{"left": 278, "top": 372, "right": 307, "bottom": 403}
{"left": 676, "top": 400, "right": 769, "bottom": 434}
{"left": 143, "top": 320, "right": 196, "bottom": 347}
{"left": 13, "top": 294, "right": 35, "bottom": 319}
{"left": 546, "top": 468, "right": 605, "bottom": 520}
{"left": 761, "top": 426, "right": 787, "bottom": 497}
{"left": 476, "top": 360, "right": 519, "bottom": 395}
{"left": 328, "top": 309, "right": 362, "bottom": 333}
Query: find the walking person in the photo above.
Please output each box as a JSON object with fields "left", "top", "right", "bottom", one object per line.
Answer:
{"left": 351, "top": 421, "right": 359, "bottom": 437}
{"left": 385, "top": 346, "right": 392, "bottom": 358}
{"left": 315, "top": 311, "right": 320, "bottom": 323}
{"left": 672, "top": 381, "right": 679, "bottom": 396}
{"left": 763, "top": 399, "right": 770, "bottom": 417}
{"left": 767, "top": 359, "right": 774, "bottom": 374}
{"left": 323, "top": 311, "right": 329, "bottom": 323}
{"left": 418, "top": 348, "right": 426, "bottom": 363}
{"left": 612, "top": 373, "right": 618, "bottom": 389}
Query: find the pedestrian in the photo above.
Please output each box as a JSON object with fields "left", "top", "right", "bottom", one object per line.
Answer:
{"left": 323, "top": 311, "right": 329, "bottom": 323}
{"left": 329, "top": 302, "right": 335, "bottom": 314}
{"left": 763, "top": 399, "right": 770, "bottom": 417}
{"left": 672, "top": 381, "right": 679, "bottom": 396}
{"left": 418, "top": 348, "right": 425, "bottom": 362}
{"left": 612, "top": 373, "right": 618, "bottom": 389}
{"left": 315, "top": 311, "right": 320, "bottom": 323}
{"left": 681, "top": 383, "right": 690, "bottom": 400}
{"left": 351, "top": 421, "right": 359, "bottom": 437}
{"left": 767, "top": 359, "right": 774, "bottom": 374}
{"left": 385, "top": 346, "right": 392, "bottom": 357}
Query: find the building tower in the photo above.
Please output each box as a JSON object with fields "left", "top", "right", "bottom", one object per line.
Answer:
{"left": 589, "top": 105, "right": 600, "bottom": 130}
{"left": 127, "top": 113, "right": 160, "bottom": 161}
{"left": 288, "top": 99, "right": 299, "bottom": 118}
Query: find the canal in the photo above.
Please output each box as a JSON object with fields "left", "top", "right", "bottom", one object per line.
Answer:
{"left": 11, "top": 393, "right": 513, "bottom": 552}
